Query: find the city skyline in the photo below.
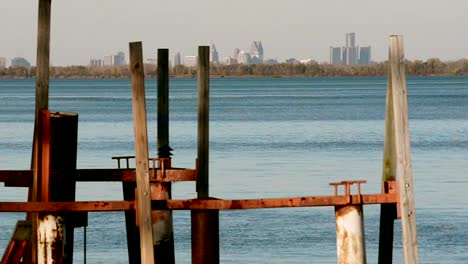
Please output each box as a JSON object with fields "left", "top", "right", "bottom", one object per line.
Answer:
{"left": 330, "top": 33, "right": 372, "bottom": 65}
{"left": 1, "top": 1, "right": 467, "bottom": 66}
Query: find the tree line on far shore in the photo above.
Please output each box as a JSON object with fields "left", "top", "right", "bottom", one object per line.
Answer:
{"left": 1, "top": 58, "right": 467, "bottom": 79}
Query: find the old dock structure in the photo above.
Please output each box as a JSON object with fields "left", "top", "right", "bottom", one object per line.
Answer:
{"left": 0, "top": 1, "right": 418, "bottom": 263}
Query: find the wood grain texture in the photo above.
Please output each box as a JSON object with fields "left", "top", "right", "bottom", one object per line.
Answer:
{"left": 129, "top": 41, "right": 155, "bottom": 264}
{"left": 389, "top": 35, "right": 419, "bottom": 264}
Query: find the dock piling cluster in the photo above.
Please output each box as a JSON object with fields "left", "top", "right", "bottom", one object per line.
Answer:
{"left": 0, "top": 1, "right": 418, "bottom": 263}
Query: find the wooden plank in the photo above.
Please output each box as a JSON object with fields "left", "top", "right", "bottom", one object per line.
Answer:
{"left": 129, "top": 41, "right": 155, "bottom": 264}
{"left": 0, "top": 193, "right": 397, "bottom": 212}
{"left": 389, "top": 35, "right": 419, "bottom": 264}
{"left": 378, "top": 35, "right": 398, "bottom": 264}
{"left": 153, "top": 48, "right": 175, "bottom": 263}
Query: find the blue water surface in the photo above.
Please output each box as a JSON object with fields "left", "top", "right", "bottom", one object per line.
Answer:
{"left": 0, "top": 76, "right": 467, "bottom": 263}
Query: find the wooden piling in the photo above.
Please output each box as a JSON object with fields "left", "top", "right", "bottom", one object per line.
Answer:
{"left": 192, "top": 46, "right": 220, "bottom": 264}
{"left": 378, "top": 35, "right": 398, "bottom": 264}
{"left": 378, "top": 35, "right": 419, "bottom": 264}
{"left": 29, "top": 1, "right": 52, "bottom": 262}
{"left": 196, "top": 46, "right": 210, "bottom": 198}
{"left": 152, "top": 48, "right": 175, "bottom": 263}
{"left": 129, "top": 41, "right": 155, "bottom": 264}
{"left": 35, "top": 0, "right": 52, "bottom": 113}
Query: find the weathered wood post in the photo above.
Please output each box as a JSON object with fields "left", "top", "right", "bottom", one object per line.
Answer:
{"left": 152, "top": 48, "right": 175, "bottom": 263}
{"left": 191, "top": 46, "right": 220, "bottom": 264}
{"left": 129, "top": 41, "right": 155, "bottom": 264}
{"left": 29, "top": 1, "right": 52, "bottom": 262}
{"left": 378, "top": 36, "right": 399, "bottom": 264}
{"left": 378, "top": 35, "right": 419, "bottom": 264}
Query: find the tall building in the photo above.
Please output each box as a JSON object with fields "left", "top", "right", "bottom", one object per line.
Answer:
{"left": 89, "top": 58, "right": 102, "bottom": 67}
{"left": 250, "top": 41, "right": 264, "bottom": 63}
{"left": 335, "top": 32, "right": 369, "bottom": 65}
{"left": 184, "top": 56, "right": 198, "bottom": 67}
{"left": 174, "top": 52, "right": 181, "bottom": 67}
{"left": 223, "top": 57, "right": 237, "bottom": 65}
{"left": 343, "top": 32, "right": 358, "bottom": 65}
{"left": 113, "top": 51, "right": 125, "bottom": 65}
{"left": 358, "top": 46, "right": 372, "bottom": 65}
{"left": 346, "top": 33, "right": 356, "bottom": 48}
{"left": 347, "top": 47, "right": 359, "bottom": 65}
{"left": 237, "top": 50, "right": 251, "bottom": 65}
{"left": 233, "top": 48, "right": 240, "bottom": 60}
{"left": 329, "top": 47, "right": 342, "bottom": 65}
{"left": 11, "top": 57, "right": 31, "bottom": 67}
{"left": 210, "top": 44, "right": 219, "bottom": 64}
{"left": 0, "top": 57, "right": 6, "bottom": 68}
{"left": 103, "top": 55, "right": 113, "bottom": 66}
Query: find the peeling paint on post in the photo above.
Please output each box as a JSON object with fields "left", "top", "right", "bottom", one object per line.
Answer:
{"left": 335, "top": 205, "right": 366, "bottom": 264}
{"left": 37, "top": 215, "right": 64, "bottom": 264}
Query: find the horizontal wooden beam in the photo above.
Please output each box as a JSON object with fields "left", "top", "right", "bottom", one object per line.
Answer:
{"left": 0, "top": 168, "right": 197, "bottom": 187}
{"left": 0, "top": 193, "right": 397, "bottom": 212}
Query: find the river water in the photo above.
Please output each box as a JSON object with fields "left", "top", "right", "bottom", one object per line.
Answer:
{"left": 0, "top": 77, "right": 467, "bottom": 263}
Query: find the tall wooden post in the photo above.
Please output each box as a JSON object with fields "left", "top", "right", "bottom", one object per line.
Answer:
{"left": 35, "top": 0, "right": 51, "bottom": 113}
{"left": 129, "top": 41, "right": 155, "bottom": 264}
{"left": 152, "top": 48, "right": 175, "bottom": 263}
{"left": 378, "top": 36, "right": 398, "bottom": 263}
{"left": 191, "top": 46, "right": 220, "bottom": 264}
{"left": 30, "top": 1, "right": 52, "bottom": 263}
{"left": 378, "top": 35, "right": 419, "bottom": 264}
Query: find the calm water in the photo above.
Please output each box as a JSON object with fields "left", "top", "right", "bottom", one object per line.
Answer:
{"left": 0, "top": 77, "right": 467, "bottom": 263}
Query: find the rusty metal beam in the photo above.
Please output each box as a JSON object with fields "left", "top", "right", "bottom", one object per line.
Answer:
{"left": 154, "top": 194, "right": 398, "bottom": 210}
{"left": 0, "top": 168, "right": 197, "bottom": 187}
{"left": 0, "top": 201, "right": 134, "bottom": 212}
{"left": 0, "top": 193, "right": 397, "bottom": 213}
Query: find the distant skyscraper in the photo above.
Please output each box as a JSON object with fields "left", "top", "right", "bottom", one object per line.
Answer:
{"left": 237, "top": 50, "right": 251, "bottom": 65}
{"left": 174, "top": 52, "right": 181, "bottom": 66}
{"left": 250, "top": 41, "right": 264, "bottom": 63}
{"left": 0, "top": 57, "right": 6, "bottom": 68}
{"left": 103, "top": 55, "right": 113, "bottom": 66}
{"left": 329, "top": 47, "right": 342, "bottom": 65}
{"left": 11, "top": 57, "right": 30, "bottom": 67}
{"left": 347, "top": 47, "right": 359, "bottom": 65}
{"left": 223, "top": 57, "right": 237, "bottom": 65}
{"left": 113, "top": 51, "right": 125, "bottom": 65}
{"left": 342, "top": 32, "right": 359, "bottom": 65}
{"left": 210, "top": 44, "right": 219, "bottom": 64}
{"left": 359, "top": 46, "right": 372, "bottom": 65}
{"left": 184, "top": 55, "right": 198, "bottom": 67}
{"left": 89, "top": 58, "right": 103, "bottom": 67}
{"left": 346, "top": 33, "right": 356, "bottom": 48}
{"left": 233, "top": 48, "right": 240, "bottom": 60}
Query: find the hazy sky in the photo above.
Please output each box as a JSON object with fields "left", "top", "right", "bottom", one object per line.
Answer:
{"left": 1, "top": 0, "right": 467, "bottom": 66}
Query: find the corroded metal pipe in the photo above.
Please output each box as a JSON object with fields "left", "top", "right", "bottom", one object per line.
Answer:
{"left": 335, "top": 205, "right": 367, "bottom": 264}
